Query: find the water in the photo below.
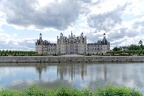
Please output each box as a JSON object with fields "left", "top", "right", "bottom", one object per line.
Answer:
{"left": 0, "top": 63, "right": 144, "bottom": 94}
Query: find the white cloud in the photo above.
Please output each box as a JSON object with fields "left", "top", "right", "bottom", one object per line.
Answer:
{"left": 0, "top": 30, "right": 36, "bottom": 50}
{"left": 1, "top": 0, "right": 87, "bottom": 30}
{"left": 124, "top": 0, "right": 144, "bottom": 16}
{"left": 0, "top": 0, "right": 143, "bottom": 50}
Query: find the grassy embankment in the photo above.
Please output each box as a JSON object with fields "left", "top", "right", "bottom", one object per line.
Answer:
{"left": 0, "top": 85, "right": 142, "bottom": 96}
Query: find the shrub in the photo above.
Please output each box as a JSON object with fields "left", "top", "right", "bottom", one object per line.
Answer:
{"left": 0, "top": 89, "right": 20, "bottom": 96}
{"left": 21, "top": 85, "right": 49, "bottom": 96}
{"left": 96, "top": 84, "right": 142, "bottom": 96}
{"left": 0, "top": 85, "right": 142, "bottom": 96}
{"left": 119, "top": 53, "right": 129, "bottom": 56}
{"left": 85, "top": 53, "right": 91, "bottom": 56}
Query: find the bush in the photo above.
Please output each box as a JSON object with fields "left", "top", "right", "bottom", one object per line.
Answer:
{"left": 55, "top": 87, "right": 93, "bottom": 96}
{"left": 96, "top": 84, "right": 142, "bottom": 96}
{"left": 0, "top": 85, "right": 142, "bottom": 96}
{"left": 0, "top": 89, "right": 20, "bottom": 96}
{"left": 85, "top": 53, "right": 91, "bottom": 56}
{"left": 22, "top": 85, "right": 49, "bottom": 96}
{"left": 53, "top": 54, "right": 58, "bottom": 56}
{"left": 120, "top": 53, "right": 130, "bottom": 56}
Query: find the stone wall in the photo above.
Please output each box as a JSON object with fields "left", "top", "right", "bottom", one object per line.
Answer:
{"left": 0, "top": 56, "right": 144, "bottom": 63}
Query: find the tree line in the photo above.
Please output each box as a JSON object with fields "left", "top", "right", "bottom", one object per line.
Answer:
{"left": 0, "top": 50, "right": 37, "bottom": 56}
{"left": 113, "top": 45, "right": 144, "bottom": 51}
{"left": 107, "top": 40, "right": 144, "bottom": 56}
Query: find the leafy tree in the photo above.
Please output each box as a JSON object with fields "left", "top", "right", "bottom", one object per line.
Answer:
{"left": 139, "top": 40, "right": 143, "bottom": 49}
{"left": 113, "top": 47, "right": 121, "bottom": 51}
{"left": 128, "top": 44, "right": 141, "bottom": 50}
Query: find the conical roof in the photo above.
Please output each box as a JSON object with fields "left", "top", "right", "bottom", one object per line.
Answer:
{"left": 101, "top": 33, "right": 108, "bottom": 45}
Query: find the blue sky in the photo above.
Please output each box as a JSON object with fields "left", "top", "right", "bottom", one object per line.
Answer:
{"left": 0, "top": 0, "right": 144, "bottom": 50}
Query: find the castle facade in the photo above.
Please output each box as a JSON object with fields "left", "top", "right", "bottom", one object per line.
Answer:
{"left": 35, "top": 32, "right": 110, "bottom": 55}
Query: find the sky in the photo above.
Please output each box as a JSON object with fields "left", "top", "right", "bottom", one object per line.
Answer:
{"left": 0, "top": 0, "right": 144, "bottom": 50}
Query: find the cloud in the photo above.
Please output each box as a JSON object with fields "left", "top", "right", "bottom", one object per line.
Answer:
{"left": 124, "top": 0, "right": 144, "bottom": 16}
{"left": 85, "top": 1, "right": 144, "bottom": 48}
{"left": 0, "top": 0, "right": 144, "bottom": 50}
{"left": 0, "top": 39, "right": 36, "bottom": 51}
{"left": 81, "top": 0, "right": 92, "bottom": 3}
{"left": 87, "top": 4, "right": 127, "bottom": 31}
{"left": 85, "top": 15, "right": 144, "bottom": 48}
{"left": 132, "top": 21, "right": 144, "bottom": 29}
{"left": 109, "top": 17, "right": 144, "bottom": 42}
{"left": 1, "top": 0, "right": 88, "bottom": 30}
{"left": 0, "top": 30, "right": 36, "bottom": 50}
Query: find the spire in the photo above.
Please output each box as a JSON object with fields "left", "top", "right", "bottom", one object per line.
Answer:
{"left": 102, "top": 33, "right": 107, "bottom": 45}
{"left": 71, "top": 31, "right": 73, "bottom": 37}
{"left": 103, "top": 33, "right": 106, "bottom": 36}
{"left": 60, "top": 32, "right": 63, "bottom": 37}
{"left": 39, "top": 33, "right": 42, "bottom": 41}
{"left": 81, "top": 32, "right": 83, "bottom": 37}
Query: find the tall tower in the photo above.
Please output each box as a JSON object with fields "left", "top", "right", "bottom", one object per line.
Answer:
{"left": 35, "top": 33, "right": 43, "bottom": 55}
{"left": 101, "top": 33, "right": 110, "bottom": 54}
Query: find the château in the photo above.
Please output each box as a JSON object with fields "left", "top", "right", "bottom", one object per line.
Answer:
{"left": 35, "top": 32, "right": 110, "bottom": 55}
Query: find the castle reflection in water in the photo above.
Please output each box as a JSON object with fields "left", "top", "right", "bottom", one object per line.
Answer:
{"left": 35, "top": 63, "right": 88, "bottom": 80}
{"left": 35, "top": 63, "right": 108, "bottom": 82}
{"left": 34, "top": 63, "right": 144, "bottom": 91}
{"left": 1, "top": 63, "right": 144, "bottom": 93}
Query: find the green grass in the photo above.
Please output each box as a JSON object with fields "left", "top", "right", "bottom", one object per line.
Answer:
{"left": 0, "top": 85, "right": 142, "bottom": 96}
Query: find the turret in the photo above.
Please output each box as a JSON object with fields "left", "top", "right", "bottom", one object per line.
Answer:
{"left": 60, "top": 33, "right": 63, "bottom": 37}
{"left": 81, "top": 32, "right": 83, "bottom": 38}
{"left": 39, "top": 33, "right": 42, "bottom": 41}
{"left": 101, "top": 33, "right": 108, "bottom": 45}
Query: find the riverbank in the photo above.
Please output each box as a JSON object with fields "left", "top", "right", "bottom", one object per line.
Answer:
{"left": 0, "top": 55, "right": 144, "bottom": 63}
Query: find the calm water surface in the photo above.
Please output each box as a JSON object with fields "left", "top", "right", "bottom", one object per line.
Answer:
{"left": 0, "top": 63, "right": 144, "bottom": 93}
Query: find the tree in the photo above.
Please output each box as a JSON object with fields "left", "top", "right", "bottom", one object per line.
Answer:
{"left": 113, "top": 47, "right": 121, "bottom": 51}
{"left": 128, "top": 44, "right": 141, "bottom": 50}
{"left": 139, "top": 40, "right": 143, "bottom": 49}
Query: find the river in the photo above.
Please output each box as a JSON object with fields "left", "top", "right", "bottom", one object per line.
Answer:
{"left": 0, "top": 63, "right": 144, "bottom": 94}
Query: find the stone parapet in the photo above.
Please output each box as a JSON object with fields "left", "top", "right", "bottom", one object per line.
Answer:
{"left": 0, "top": 56, "right": 144, "bottom": 63}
